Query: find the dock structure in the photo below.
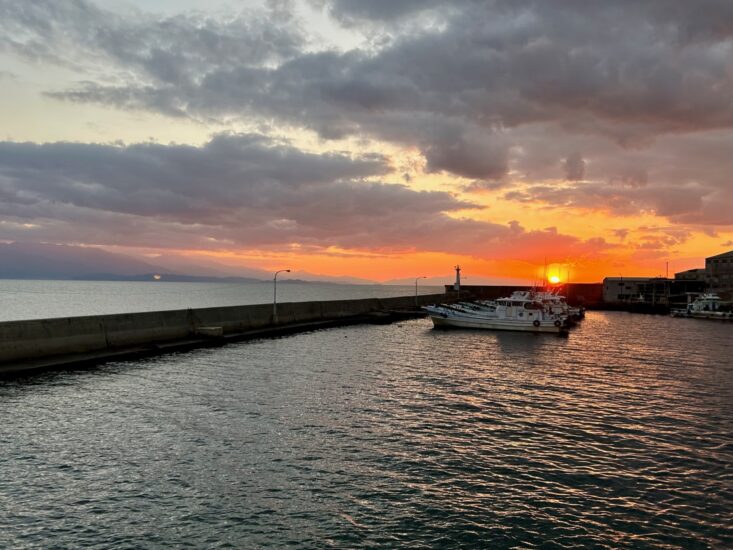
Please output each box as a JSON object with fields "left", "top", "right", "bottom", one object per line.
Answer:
{"left": 0, "top": 293, "right": 446, "bottom": 376}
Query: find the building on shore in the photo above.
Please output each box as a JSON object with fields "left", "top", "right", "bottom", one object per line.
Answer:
{"left": 603, "top": 277, "right": 654, "bottom": 303}
{"left": 706, "top": 250, "right": 733, "bottom": 294}
{"left": 674, "top": 268, "right": 706, "bottom": 282}
{"left": 602, "top": 277, "right": 706, "bottom": 306}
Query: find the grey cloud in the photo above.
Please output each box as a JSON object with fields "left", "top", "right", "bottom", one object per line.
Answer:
{"left": 0, "top": 134, "right": 392, "bottom": 220}
{"left": 463, "top": 180, "right": 510, "bottom": 193}
{"left": 310, "top": 0, "right": 446, "bottom": 24}
{"left": 10, "top": 0, "right": 729, "bottom": 192}
{"left": 504, "top": 180, "right": 730, "bottom": 225}
{"left": 563, "top": 153, "right": 585, "bottom": 181}
{"left": 507, "top": 124, "right": 732, "bottom": 225}
{"left": 17, "top": 0, "right": 729, "bottom": 183}
{"left": 319, "top": 0, "right": 733, "bottom": 40}
{"left": 0, "top": 135, "right": 529, "bottom": 255}
{"left": 610, "top": 169, "right": 648, "bottom": 188}
{"left": 0, "top": 0, "right": 304, "bottom": 83}
{"left": 3, "top": 0, "right": 733, "bottom": 229}
{"left": 0, "top": 135, "right": 613, "bottom": 257}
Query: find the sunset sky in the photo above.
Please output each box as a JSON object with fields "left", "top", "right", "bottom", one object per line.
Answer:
{"left": 1, "top": 0, "right": 731, "bottom": 283}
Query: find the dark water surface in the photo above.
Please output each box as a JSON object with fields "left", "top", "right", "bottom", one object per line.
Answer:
{"left": 1, "top": 312, "right": 732, "bottom": 548}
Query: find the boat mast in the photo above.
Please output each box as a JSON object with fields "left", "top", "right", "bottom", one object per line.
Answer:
{"left": 543, "top": 257, "right": 548, "bottom": 290}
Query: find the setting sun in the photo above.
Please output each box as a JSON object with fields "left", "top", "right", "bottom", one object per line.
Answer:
{"left": 549, "top": 275, "right": 561, "bottom": 284}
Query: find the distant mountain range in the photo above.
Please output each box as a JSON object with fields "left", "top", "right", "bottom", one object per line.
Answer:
{"left": 0, "top": 242, "right": 379, "bottom": 284}
{"left": 0, "top": 242, "right": 164, "bottom": 279}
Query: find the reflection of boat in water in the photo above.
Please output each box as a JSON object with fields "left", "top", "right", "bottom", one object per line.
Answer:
{"left": 424, "top": 293, "right": 570, "bottom": 334}
{"left": 671, "top": 293, "right": 733, "bottom": 320}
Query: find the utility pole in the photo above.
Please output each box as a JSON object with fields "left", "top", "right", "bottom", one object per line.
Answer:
{"left": 415, "top": 276, "right": 427, "bottom": 307}
{"left": 273, "top": 269, "right": 291, "bottom": 323}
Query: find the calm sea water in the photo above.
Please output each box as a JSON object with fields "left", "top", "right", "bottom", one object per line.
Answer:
{"left": 1, "top": 311, "right": 731, "bottom": 548}
{"left": 0, "top": 280, "right": 443, "bottom": 322}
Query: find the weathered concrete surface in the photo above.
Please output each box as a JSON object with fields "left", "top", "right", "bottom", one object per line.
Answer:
{"left": 0, "top": 293, "right": 446, "bottom": 376}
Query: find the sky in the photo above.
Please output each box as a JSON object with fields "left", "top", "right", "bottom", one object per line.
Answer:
{"left": 0, "top": 0, "right": 731, "bottom": 283}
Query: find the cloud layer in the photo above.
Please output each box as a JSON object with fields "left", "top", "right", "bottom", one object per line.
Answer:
{"left": 1, "top": 0, "right": 731, "bottom": 274}
{"left": 0, "top": 133, "right": 613, "bottom": 261}
{"left": 8, "top": 0, "right": 727, "bottom": 191}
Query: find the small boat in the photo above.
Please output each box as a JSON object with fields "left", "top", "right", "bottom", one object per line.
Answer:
{"left": 671, "top": 293, "right": 733, "bottom": 320}
{"left": 424, "top": 294, "right": 570, "bottom": 334}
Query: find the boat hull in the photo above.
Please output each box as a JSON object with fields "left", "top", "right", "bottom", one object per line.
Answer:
{"left": 429, "top": 314, "right": 567, "bottom": 333}
{"left": 681, "top": 312, "right": 733, "bottom": 321}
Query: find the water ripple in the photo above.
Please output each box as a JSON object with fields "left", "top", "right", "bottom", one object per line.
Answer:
{"left": 1, "top": 311, "right": 732, "bottom": 548}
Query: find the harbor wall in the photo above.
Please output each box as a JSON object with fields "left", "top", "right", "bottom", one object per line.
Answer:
{"left": 0, "top": 293, "right": 445, "bottom": 374}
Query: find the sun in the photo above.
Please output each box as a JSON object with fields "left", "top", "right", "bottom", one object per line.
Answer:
{"left": 549, "top": 275, "right": 561, "bottom": 284}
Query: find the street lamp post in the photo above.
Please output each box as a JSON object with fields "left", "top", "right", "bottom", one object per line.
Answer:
{"left": 273, "top": 269, "right": 291, "bottom": 322}
{"left": 415, "top": 276, "right": 427, "bottom": 306}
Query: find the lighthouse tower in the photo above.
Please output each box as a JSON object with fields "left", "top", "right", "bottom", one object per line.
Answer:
{"left": 453, "top": 265, "right": 461, "bottom": 291}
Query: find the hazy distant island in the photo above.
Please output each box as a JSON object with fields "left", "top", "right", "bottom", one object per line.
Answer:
{"left": 0, "top": 242, "right": 385, "bottom": 285}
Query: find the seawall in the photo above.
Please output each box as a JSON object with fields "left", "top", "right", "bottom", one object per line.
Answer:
{"left": 0, "top": 293, "right": 447, "bottom": 376}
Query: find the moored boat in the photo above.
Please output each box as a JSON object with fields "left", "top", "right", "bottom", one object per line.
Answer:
{"left": 508, "top": 289, "right": 585, "bottom": 323}
{"left": 424, "top": 294, "right": 570, "bottom": 334}
{"left": 671, "top": 293, "right": 733, "bottom": 320}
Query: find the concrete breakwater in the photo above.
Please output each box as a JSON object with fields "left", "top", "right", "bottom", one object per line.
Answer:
{"left": 0, "top": 293, "right": 447, "bottom": 376}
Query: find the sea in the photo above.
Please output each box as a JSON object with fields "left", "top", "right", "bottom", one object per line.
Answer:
{"left": 1, "top": 280, "right": 731, "bottom": 548}
{"left": 0, "top": 279, "right": 444, "bottom": 322}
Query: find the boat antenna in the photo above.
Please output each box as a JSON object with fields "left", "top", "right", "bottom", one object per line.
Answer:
{"left": 543, "top": 257, "right": 548, "bottom": 290}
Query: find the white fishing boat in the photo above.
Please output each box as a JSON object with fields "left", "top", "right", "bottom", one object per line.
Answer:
{"left": 511, "top": 289, "right": 585, "bottom": 321}
{"left": 424, "top": 294, "right": 570, "bottom": 334}
{"left": 671, "top": 293, "right": 733, "bottom": 320}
